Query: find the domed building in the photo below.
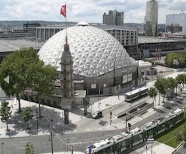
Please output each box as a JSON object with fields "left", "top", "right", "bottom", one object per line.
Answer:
{"left": 38, "top": 22, "right": 138, "bottom": 98}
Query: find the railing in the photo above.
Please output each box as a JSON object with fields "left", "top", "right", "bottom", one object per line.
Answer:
{"left": 117, "top": 101, "right": 146, "bottom": 118}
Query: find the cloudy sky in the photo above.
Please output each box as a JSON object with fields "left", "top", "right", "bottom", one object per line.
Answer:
{"left": 0, "top": 0, "right": 186, "bottom": 24}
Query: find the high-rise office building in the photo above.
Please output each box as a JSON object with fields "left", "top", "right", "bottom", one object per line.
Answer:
{"left": 166, "top": 13, "right": 186, "bottom": 34}
{"left": 103, "top": 10, "right": 124, "bottom": 25}
{"left": 145, "top": 0, "right": 158, "bottom": 36}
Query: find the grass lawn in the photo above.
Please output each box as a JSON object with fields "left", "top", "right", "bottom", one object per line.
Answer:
{"left": 155, "top": 121, "right": 186, "bottom": 148}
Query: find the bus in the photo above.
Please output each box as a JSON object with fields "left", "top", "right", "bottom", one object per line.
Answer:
{"left": 125, "top": 86, "right": 148, "bottom": 102}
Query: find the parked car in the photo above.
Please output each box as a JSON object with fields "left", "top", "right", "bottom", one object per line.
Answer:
{"left": 92, "top": 110, "right": 103, "bottom": 119}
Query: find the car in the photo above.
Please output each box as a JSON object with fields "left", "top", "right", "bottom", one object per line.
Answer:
{"left": 92, "top": 110, "right": 103, "bottom": 119}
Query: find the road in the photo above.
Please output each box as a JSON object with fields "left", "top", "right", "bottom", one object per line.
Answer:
{"left": 73, "top": 95, "right": 151, "bottom": 133}
{"left": 0, "top": 130, "right": 122, "bottom": 154}
{"left": 1, "top": 69, "right": 186, "bottom": 154}
{"left": 174, "top": 142, "right": 186, "bottom": 154}
{"left": 2, "top": 93, "right": 186, "bottom": 154}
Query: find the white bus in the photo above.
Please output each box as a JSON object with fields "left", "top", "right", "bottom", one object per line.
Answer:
{"left": 125, "top": 87, "right": 148, "bottom": 102}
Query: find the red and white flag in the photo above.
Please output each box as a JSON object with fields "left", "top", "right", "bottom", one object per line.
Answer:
{"left": 60, "top": 5, "right": 66, "bottom": 17}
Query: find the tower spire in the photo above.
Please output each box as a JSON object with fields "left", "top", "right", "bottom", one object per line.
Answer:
{"left": 65, "top": 36, "right": 68, "bottom": 45}
{"left": 65, "top": 2, "right": 68, "bottom": 45}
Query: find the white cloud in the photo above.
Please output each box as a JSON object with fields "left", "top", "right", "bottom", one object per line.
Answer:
{"left": 0, "top": 0, "right": 185, "bottom": 23}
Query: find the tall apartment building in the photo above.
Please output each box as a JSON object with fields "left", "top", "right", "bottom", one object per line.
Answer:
{"left": 145, "top": 0, "right": 158, "bottom": 36}
{"left": 103, "top": 10, "right": 124, "bottom": 25}
{"left": 166, "top": 13, "right": 186, "bottom": 34}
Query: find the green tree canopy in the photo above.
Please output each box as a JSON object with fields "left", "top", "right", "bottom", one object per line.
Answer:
{"left": 21, "top": 107, "right": 33, "bottom": 129}
{"left": 0, "top": 101, "right": 12, "bottom": 130}
{"left": 0, "top": 101, "right": 11, "bottom": 121}
{"left": 0, "top": 48, "right": 57, "bottom": 112}
{"left": 154, "top": 78, "right": 169, "bottom": 103}
{"left": 32, "top": 62, "right": 57, "bottom": 117}
{"left": 148, "top": 87, "right": 158, "bottom": 107}
{"left": 25, "top": 142, "right": 34, "bottom": 154}
{"left": 21, "top": 107, "right": 33, "bottom": 122}
{"left": 166, "top": 77, "right": 177, "bottom": 89}
{"left": 154, "top": 78, "right": 167, "bottom": 95}
{"left": 176, "top": 74, "right": 186, "bottom": 84}
{"left": 165, "top": 52, "right": 186, "bottom": 68}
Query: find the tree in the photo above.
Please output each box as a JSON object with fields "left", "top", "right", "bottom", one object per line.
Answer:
{"left": 0, "top": 48, "right": 40, "bottom": 112}
{"left": 166, "top": 77, "right": 177, "bottom": 99}
{"left": 176, "top": 74, "right": 186, "bottom": 92}
{"left": 148, "top": 87, "right": 158, "bottom": 108}
{"left": 25, "top": 142, "right": 34, "bottom": 154}
{"left": 164, "top": 52, "right": 185, "bottom": 68}
{"left": 21, "top": 107, "right": 33, "bottom": 129}
{"left": 32, "top": 63, "right": 56, "bottom": 118}
{"left": 0, "top": 101, "right": 11, "bottom": 131}
{"left": 154, "top": 78, "right": 167, "bottom": 104}
{"left": 0, "top": 48, "right": 57, "bottom": 113}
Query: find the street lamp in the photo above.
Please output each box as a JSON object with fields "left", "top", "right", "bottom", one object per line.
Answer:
{"left": 66, "top": 138, "right": 70, "bottom": 154}
{"left": 1, "top": 143, "right": 4, "bottom": 154}
{"left": 125, "top": 113, "right": 129, "bottom": 131}
{"left": 36, "top": 108, "right": 38, "bottom": 130}
{"left": 50, "top": 119, "right": 54, "bottom": 154}
{"left": 147, "top": 138, "right": 154, "bottom": 154}
{"left": 151, "top": 67, "right": 154, "bottom": 82}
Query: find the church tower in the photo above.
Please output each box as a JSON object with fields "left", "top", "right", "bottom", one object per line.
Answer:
{"left": 60, "top": 37, "right": 74, "bottom": 109}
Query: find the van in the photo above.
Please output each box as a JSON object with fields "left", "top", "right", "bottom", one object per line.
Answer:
{"left": 92, "top": 110, "right": 103, "bottom": 119}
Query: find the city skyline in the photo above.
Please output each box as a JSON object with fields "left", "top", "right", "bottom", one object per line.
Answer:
{"left": 0, "top": 0, "right": 186, "bottom": 24}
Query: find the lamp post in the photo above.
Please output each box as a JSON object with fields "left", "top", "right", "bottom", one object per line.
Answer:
{"left": 36, "top": 108, "right": 38, "bottom": 130}
{"left": 98, "top": 78, "right": 103, "bottom": 110}
{"left": 71, "top": 145, "right": 73, "bottom": 154}
{"left": 1, "top": 143, "right": 4, "bottom": 154}
{"left": 66, "top": 138, "right": 70, "bottom": 154}
{"left": 151, "top": 67, "right": 154, "bottom": 82}
{"left": 147, "top": 138, "right": 154, "bottom": 154}
{"left": 50, "top": 119, "right": 54, "bottom": 154}
{"left": 126, "top": 112, "right": 128, "bottom": 131}
{"left": 98, "top": 94, "right": 100, "bottom": 110}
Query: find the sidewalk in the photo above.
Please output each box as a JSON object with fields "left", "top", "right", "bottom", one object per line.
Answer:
{"left": 0, "top": 98, "right": 87, "bottom": 138}
{"left": 0, "top": 71, "right": 185, "bottom": 139}
{"left": 0, "top": 71, "right": 185, "bottom": 154}
{"left": 40, "top": 152, "right": 83, "bottom": 154}
{"left": 130, "top": 141, "right": 175, "bottom": 154}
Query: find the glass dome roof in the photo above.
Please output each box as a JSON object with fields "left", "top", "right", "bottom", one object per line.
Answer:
{"left": 38, "top": 22, "right": 137, "bottom": 77}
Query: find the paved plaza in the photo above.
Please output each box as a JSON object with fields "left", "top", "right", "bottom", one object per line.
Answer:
{"left": 0, "top": 67, "right": 186, "bottom": 154}
{"left": 40, "top": 152, "right": 83, "bottom": 154}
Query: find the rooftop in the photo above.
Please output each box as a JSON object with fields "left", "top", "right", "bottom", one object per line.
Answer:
{"left": 37, "top": 24, "right": 138, "bottom": 31}
{"left": 0, "top": 39, "right": 45, "bottom": 52}
{"left": 138, "top": 36, "right": 186, "bottom": 44}
{"left": 94, "top": 24, "right": 138, "bottom": 31}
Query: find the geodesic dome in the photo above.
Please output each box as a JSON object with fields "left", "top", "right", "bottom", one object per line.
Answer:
{"left": 38, "top": 22, "right": 137, "bottom": 77}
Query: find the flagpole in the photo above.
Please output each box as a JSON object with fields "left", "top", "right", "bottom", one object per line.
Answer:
{"left": 65, "top": 2, "right": 67, "bottom": 44}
